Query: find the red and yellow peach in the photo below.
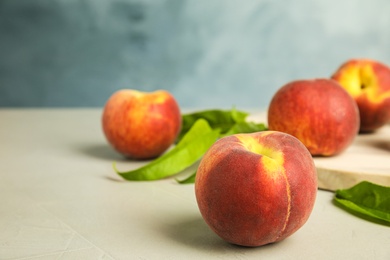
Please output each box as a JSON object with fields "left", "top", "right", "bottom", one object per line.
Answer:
{"left": 102, "top": 89, "right": 181, "bottom": 159}
{"left": 331, "top": 59, "right": 390, "bottom": 132}
{"left": 195, "top": 131, "right": 317, "bottom": 247}
{"left": 267, "top": 79, "right": 360, "bottom": 156}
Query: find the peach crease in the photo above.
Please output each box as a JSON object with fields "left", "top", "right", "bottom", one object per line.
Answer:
{"left": 236, "top": 134, "right": 292, "bottom": 239}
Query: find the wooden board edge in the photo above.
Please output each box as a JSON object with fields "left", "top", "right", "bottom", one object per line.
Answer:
{"left": 316, "top": 167, "right": 390, "bottom": 191}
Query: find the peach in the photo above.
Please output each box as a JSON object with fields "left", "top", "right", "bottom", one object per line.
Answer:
{"left": 195, "top": 131, "right": 317, "bottom": 247}
{"left": 331, "top": 59, "right": 390, "bottom": 132}
{"left": 267, "top": 79, "right": 360, "bottom": 156}
{"left": 102, "top": 89, "right": 181, "bottom": 159}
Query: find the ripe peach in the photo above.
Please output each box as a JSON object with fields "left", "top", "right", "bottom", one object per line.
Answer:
{"left": 102, "top": 89, "right": 181, "bottom": 159}
{"left": 267, "top": 79, "right": 360, "bottom": 156}
{"left": 195, "top": 131, "right": 317, "bottom": 247}
{"left": 331, "top": 59, "right": 390, "bottom": 132}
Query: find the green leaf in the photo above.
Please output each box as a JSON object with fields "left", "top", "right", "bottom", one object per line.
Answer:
{"left": 174, "top": 109, "right": 268, "bottom": 184}
{"left": 177, "top": 109, "right": 248, "bottom": 142}
{"left": 223, "top": 121, "right": 267, "bottom": 136}
{"left": 334, "top": 181, "right": 390, "bottom": 225}
{"left": 114, "top": 119, "right": 220, "bottom": 181}
{"left": 176, "top": 171, "right": 197, "bottom": 184}
{"left": 175, "top": 122, "right": 268, "bottom": 185}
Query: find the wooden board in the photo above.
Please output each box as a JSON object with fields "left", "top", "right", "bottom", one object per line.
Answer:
{"left": 314, "top": 125, "right": 390, "bottom": 191}
{"left": 250, "top": 113, "right": 390, "bottom": 191}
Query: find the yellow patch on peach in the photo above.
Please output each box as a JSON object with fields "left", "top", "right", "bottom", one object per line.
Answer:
{"left": 337, "top": 65, "right": 361, "bottom": 97}
{"left": 150, "top": 90, "right": 171, "bottom": 104}
{"left": 128, "top": 89, "right": 170, "bottom": 104}
{"left": 128, "top": 89, "right": 144, "bottom": 97}
{"left": 338, "top": 63, "right": 390, "bottom": 104}
{"left": 236, "top": 134, "right": 284, "bottom": 176}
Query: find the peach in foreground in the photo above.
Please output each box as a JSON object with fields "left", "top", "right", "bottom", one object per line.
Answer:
{"left": 195, "top": 131, "right": 317, "bottom": 247}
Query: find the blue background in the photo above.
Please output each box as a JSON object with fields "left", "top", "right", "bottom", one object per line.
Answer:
{"left": 1, "top": 0, "right": 390, "bottom": 109}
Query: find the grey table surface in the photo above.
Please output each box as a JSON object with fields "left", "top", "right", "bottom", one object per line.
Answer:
{"left": 0, "top": 109, "right": 389, "bottom": 260}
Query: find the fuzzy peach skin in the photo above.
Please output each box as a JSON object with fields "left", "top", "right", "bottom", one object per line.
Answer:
{"left": 195, "top": 131, "right": 317, "bottom": 247}
{"left": 268, "top": 79, "right": 360, "bottom": 156}
{"left": 331, "top": 59, "right": 390, "bottom": 132}
{"left": 102, "top": 89, "right": 181, "bottom": 159}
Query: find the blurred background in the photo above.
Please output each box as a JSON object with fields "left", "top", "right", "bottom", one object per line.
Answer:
{"left": 1, "top": 0, "right": 389, "bottom": 110}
